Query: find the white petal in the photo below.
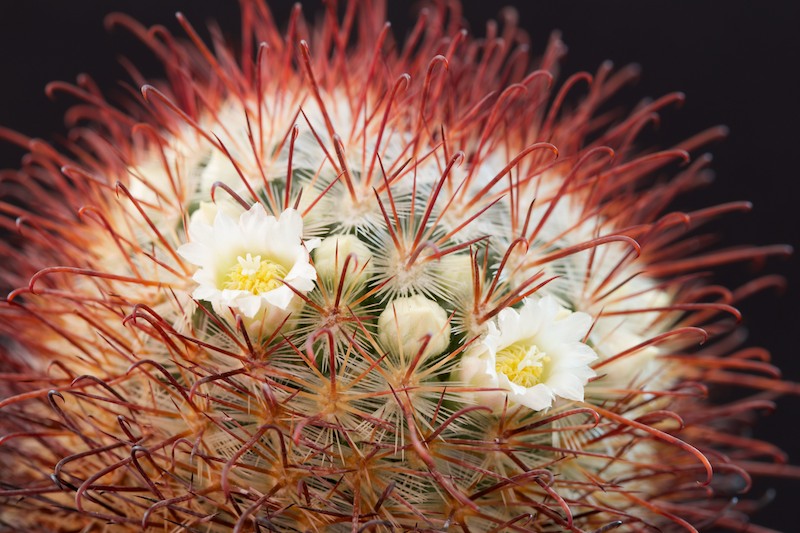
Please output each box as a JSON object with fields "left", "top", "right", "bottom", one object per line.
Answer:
{"left": 285, "top": 260, "right": 317, "bottom": 292}
{"left": 178, "top": 242, "right": 211, "bottom": 267}
{"left": 262, "top": 285, "right": 295, "bottom": 310}
{"left": 187, "top": 218, "right": 214, "bottom": 244}
{"left": 516, "top": 384, "right": 555, "bottom": 411}
{"left": 239, "top": 203, "right": 268, "bottom": 234}
{"left": 213, "top": 208, "right": 240, "bottom": 238}
{"left": 497, "top": 373, "right": 528, "bottom": 396}
{"left": 546, "top": 372, "right": 587, "bottom": 402}
{"left": 192, "top": 284, "right": 218, "bottom": 301}
{"left": 538, "top": 295, "right": 561, "bottom": 323}
{"left": 304, "top": 237, "right": 321, "bottom": 252}
{"left": 278, "top": 208, "right": 303, "bottom": 236}
{"left": 483, "top": 321, "right": 503, "bottom": 355}
{"left": 546, "top": 310, "right": 592, "bottom": 343}
{"left": 234, "top": 293, "right": 263, "bottom": 318}
{"left": 459, "top": 352, "right": 498, "bottom": 388}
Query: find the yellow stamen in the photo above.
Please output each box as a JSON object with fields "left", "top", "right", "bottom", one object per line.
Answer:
{"left": 495, "top": 343, "right": 550, "bottom": 388}
{"left": 223, "top": 253, "right": 288, "bottom": 294}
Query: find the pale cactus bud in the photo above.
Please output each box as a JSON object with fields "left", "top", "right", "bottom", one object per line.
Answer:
{"left": 313, "top": 234, "right": 372, "bottom": 283}
{"left": 378, "top": 294, "right": 451, "bottom": 359}
{"left": 435, "top": 253, "right": 474, "bottom": 298}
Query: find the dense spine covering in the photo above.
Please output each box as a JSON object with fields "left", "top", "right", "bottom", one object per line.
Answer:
{"left": 0, "top": 1, "right": 796, "bottom": 531}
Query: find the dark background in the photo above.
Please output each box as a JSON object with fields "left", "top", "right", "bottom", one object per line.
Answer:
{"left": 0, "top": 1, "right": 797, "bottom": 530}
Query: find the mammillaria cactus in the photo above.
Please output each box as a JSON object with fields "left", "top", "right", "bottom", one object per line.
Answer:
{"left": 0, "top": 1, "right": 797, "bottom": 531}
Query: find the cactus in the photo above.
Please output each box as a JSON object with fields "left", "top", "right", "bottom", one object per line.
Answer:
{"left": 0, "top": 1, "right": 796, "bottom": 531}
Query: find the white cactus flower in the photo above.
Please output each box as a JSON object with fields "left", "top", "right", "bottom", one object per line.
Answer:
{"left": 458, "top": 295, "right": 597, "bottom": 411}
{"left": 177, "top": 204, "right": 318, "bottom": 335}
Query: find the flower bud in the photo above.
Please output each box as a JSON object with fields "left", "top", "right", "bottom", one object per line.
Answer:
{"left": 435, "top": 253, "right": 474, "bottom": 298}
{"left": 313, "top": 234, "right": 372, "bottom": 284}
{"left": 378, "top": 295, "right": 451, "bottom": 360}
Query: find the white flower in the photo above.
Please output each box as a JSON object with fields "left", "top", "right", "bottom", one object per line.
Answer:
{"left": 458, "top": 296, "right": 597, "bottom": 411}
{"left": 378, "top": 295, "right": 451, "bottom": 361}
{"left": 177, "top": 204, "right": 318, "bottom": 335}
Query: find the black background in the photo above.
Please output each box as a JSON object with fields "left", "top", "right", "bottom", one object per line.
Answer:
{"left": 0, "top": 1, "right": 797, "bottom": 531}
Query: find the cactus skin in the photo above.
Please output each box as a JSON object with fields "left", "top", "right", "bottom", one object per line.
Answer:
{"left": 0, "top": 1, "right": 796, "bottom": 532}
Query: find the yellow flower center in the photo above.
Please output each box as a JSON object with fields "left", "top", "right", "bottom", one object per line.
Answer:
{"left": 495, "top": 342, "right": 550, "bottom": 388}
{"left": 223, "top": 253, "right": 288, "bottom": 294}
